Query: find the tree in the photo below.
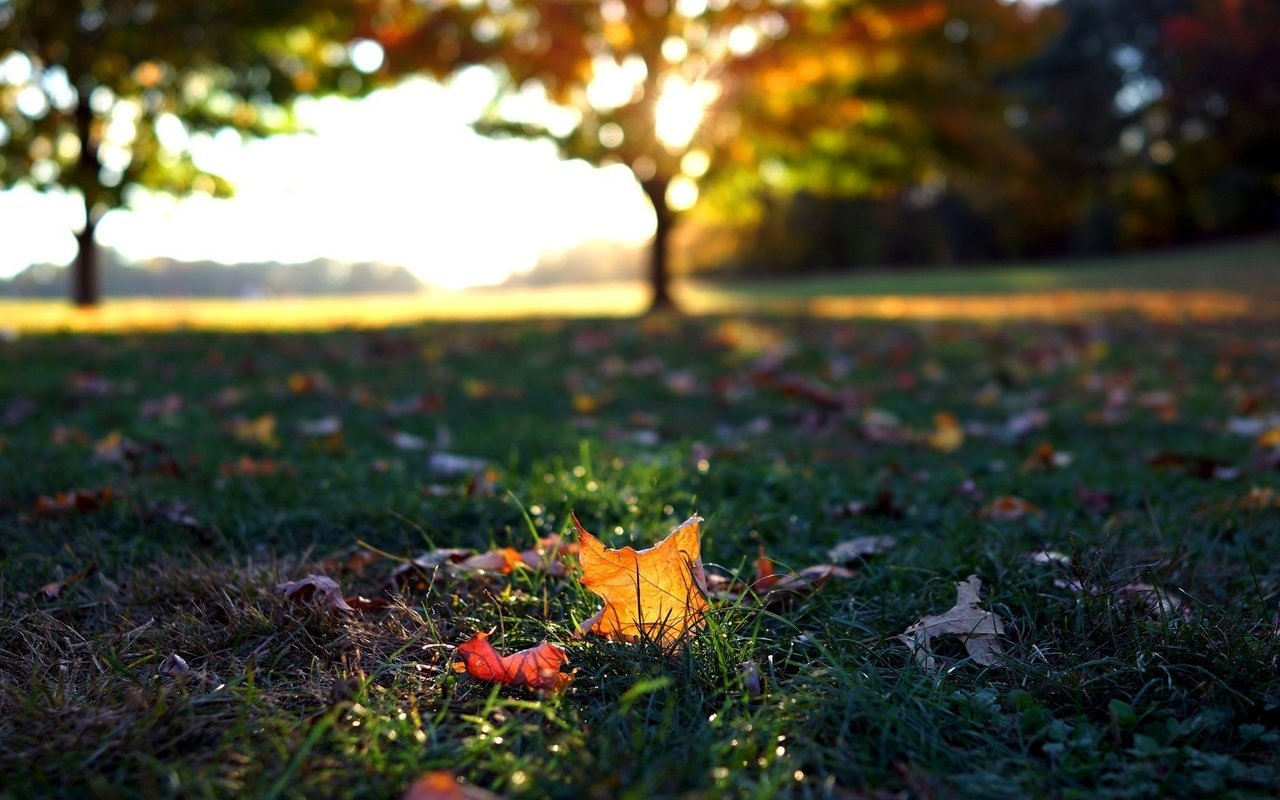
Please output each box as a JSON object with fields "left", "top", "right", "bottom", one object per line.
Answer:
{"left": 362, "top": 0, "right": 1050, "bottom": 311}
{"left": 0, "top": 0, "right": 374, "bottom": 306}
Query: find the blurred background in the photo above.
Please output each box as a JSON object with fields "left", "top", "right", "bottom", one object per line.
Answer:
{"left": 0, "top": 0, "right": 1276, "bottom": 311}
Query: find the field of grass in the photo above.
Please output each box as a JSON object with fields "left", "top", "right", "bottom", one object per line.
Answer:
{"left": 3, "top": 237, "right": 1279, "bottom": 335}
{"left": 3, "top": 260, "right": 1280, "bottom": 798}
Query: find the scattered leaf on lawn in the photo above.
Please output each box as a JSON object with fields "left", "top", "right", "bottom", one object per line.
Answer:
{"left": 574, "top": 514, "right": 709, "bottom": 648}
{"left": 1119, "top": 582, "right": 1192, "bottom": 622}
{"left": 429, "top": 452, "right": 489, "bottom": 475}
{"left": 897, "top": 575, "right": 1006, "bottom": 669}
{"left": 298, "top": 416, "right": 342, "bottom": 436}
{"left": 1020, "top": 550, "right": 1072, "bottom": 566}
{"left": 927, "top": 411, "right": 964, "bottom": 452}
{"left": 391, "top": 430, "right": 427, "bottom": 450}
{"left": 277, "top": 574, "right": 355, "bottom": 613}
{"left": 458, "top": 548, "right": 523, "bottom": 574}
{"left": 219, "top": 456, "right": 288, "bottom": 478}
{"left": 519, "top": 534, "right": 579, "bottom": 576}
{"left": 38, "top": 564, "right": 97, "bottom": 600}
{"left": 979, "top": 495, "right": 1045, "bottom": 521}
{"left": 454, "top": 631, "right": 571, "bottom": 693}
{"left": 158, "top": 652, "right": 191, "bottom": 677}
{"left": 752, "top": 548, "right": 855, "bottom": 603}
{"left": 35, "top": 488, "right": 117, "bottom": 516}
{"left": 827, "top": 535, "right": 897, "bottom": 563}
{"left": 228, "top": 414, "right": 279, "bottom": 448}
{"left": 403, "top": 771, "right": 504, "bottom": 800}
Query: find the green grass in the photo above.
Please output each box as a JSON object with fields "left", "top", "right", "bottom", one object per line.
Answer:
{"left": 699, "top": 236, "right": 1280, "bottom": 298}
{"left": 2, "top": 302, "right": 1280, "bottom": 798}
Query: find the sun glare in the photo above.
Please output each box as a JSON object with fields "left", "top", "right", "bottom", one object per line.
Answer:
{"left": 0, "top": 77, "right": 655, "bottom": 289}
{"left": 654, "top": 76, "right": 718, "bottom": 152}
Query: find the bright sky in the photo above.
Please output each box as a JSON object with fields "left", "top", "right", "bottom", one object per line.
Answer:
{"left": 0, "top": 74, "right": 656, "bottom": 290}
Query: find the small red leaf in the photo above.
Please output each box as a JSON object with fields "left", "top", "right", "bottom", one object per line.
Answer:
{"left": 455, "top": 631, "right": 571, "bottom": 693}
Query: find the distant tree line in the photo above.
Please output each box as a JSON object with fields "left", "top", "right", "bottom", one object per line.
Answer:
{"left": 0, "top": 255, "right": 421, "bottom": 298}
{"left": 690, "top": 0, "right": 1280, "bottom": 275}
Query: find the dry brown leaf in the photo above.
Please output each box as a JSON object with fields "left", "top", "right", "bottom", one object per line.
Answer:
{"left": 897, "top": 575, "right": 1006, "bottom": 669}
{"left": 402, "top": 771, "right": 504, "bottom": 800}
{"left": 827, "top": 535, "right": 897, "bottom": 563}
{"left": 457, "top": 548, "right": 523, "bottom": 574}
{"left": 277, "top": 574, "right": 355, "bottom": 613}
{"left": 158, "top": 653, "right": 191, "bottom": 677}
{"left": 228, "top": 414, "right": 279, "bottom": 448}
{"left": 979, "top": 495, "right": 1045, "bottom": 521}
{"left": 574, "top": 514, "right": 709, "bottom": 648}
{"left": 454, "top": 631, "right": 571, "bottom": 693}
{"left": 38, "top": 564, "right": 97, "bottom": 600}
{"left": 752, "top": 548, "right": 855, "bottom": 604}
{"left": 519, "top": 534, "right": 579, "bottom": 576}
{"left": 34, "top": 488, "right": 116, "bottom": 516}
{"left": 927, "top": 411, "right": 964, "bottom": 452}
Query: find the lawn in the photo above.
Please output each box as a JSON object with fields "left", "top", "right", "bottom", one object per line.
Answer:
{"left": 2, "top": 264, "right": 1280, "bottom": 798}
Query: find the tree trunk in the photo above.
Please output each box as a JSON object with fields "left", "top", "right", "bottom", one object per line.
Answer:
{"left": 73, "top": 210, "right": 99, "bottom": 307}
{"left": 642, "top": 178, "right": 676, "bottom": 314}
{"left": 73, "top": 90, "right": 102, "bottom": 307}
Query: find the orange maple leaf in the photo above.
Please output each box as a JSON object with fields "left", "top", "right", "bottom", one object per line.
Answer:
{"left": 454, "top": 631, "right": 571, "bottom": 693}
{"left": 574, "top": 514, "right": 709, "bottom": 648}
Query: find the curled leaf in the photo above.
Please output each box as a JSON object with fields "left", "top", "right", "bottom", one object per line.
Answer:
{"left": 454, "top": 631, "right": 571, "bottom": 693}
{"left": 979, "top": 495, "right": 1044, "bottom": 521}
{"left": 38, "top": 564, "right": 97, "bottom": 600}
{"left": 277, "top": 574, "right": 355, "bottom": 613}
{"left": 897, "top": 575, "right": 1006, "bottom": 669}
{"left": 402, "top": 771, "right": 504, "bottom": 800}
{"left": 574, "top": 514, "right": 709, "bottom": 648}
{"left": 827, "top": 535, "right": 897, "bottom": 563}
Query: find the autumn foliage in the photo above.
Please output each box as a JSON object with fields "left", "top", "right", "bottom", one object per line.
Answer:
{"left": 454, "top": 632, "right": 572, "bottom": 693}
{"left": 574, "top": 514, "right": 710, "bottom": 649}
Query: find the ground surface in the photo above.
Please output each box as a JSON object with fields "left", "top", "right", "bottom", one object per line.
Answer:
{"left": 3, "top": 258, "right": 1280, "bottom": 798}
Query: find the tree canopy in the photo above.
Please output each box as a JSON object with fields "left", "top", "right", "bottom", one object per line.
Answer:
{"left": 0, "top": 0, "right": 376, "bottom": 305}
{"left": 362, "top": 0, "right": 1051, "bottom": 310}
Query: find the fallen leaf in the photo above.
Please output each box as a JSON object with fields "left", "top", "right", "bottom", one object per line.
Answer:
{"left": 391, "top": 430, "right": 427, "bottom": 450}
{"left": 403, "top": 772, "right": 504, "bottom": 800}
{"left": 454, "top": 631, "right": 571, "bottom": 693}
{"left": 457, "top": 547, "right": 524, "bottom": 574}
{"left": 752, "top": 548, "right": 855, "bottom": 603}
{"left": 927, "top": 411, "right": 964, "bottom": 452}
{"left": 897, "top": 575, "right": 1006, "bottom": 669}
{"left": 344, "top": 595, "right": 392, "bottom": 612}
{"left": 827, "top": 535, "right": 897, "bottom": 563}
{"left": 574, "top": 514, "right": 709, "bottom": 648}
{"left": 219, "top": 456, "right": 288, "bottom": 478}
{"left": 1020, "top": 550, "right": 1072, "bottom": 566}
{"left": 35, "top": 488, "right": 116, "bottom": 516}
{"left": 979, "top": 495, "right": 1044, "bottom": 521}
{"left": 287, "top": 371, "right": 332, "bottom": 395}
{"left": 753, "top": 546, "right": 778, "bottom": 591}
{"left": 228, "top": 414, "right": 279, "bottom": 448}
{"left": 1022, "top": 441, "right": 1072, "bottom": 471}
{"left": 158, "top": 653, "right": 191, "bottom": 676}
{"left": 429, "top": 452, "right": 489, "bottom": 475}
{"left": 299, "top": 416, "right": 342, "bottom": 436}
{"left": 277, "top": 575, "right": 355, "bottom": 612}
{"left": 1119, "top": 582, "right": 1192, "bottom": 622}
{"left": 38, "top": 564, "right": 97, "bottom": 600}
{"left": 519, "top": 534, "right": 580, "bottom": 576}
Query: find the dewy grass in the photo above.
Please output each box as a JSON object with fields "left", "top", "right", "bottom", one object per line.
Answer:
{"left": 2, "top": 309, "right": 1280, "bottom": 798}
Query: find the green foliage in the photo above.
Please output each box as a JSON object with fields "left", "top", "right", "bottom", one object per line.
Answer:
{"left": 0, "top": 0, "right": 372, "bottom": 224}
